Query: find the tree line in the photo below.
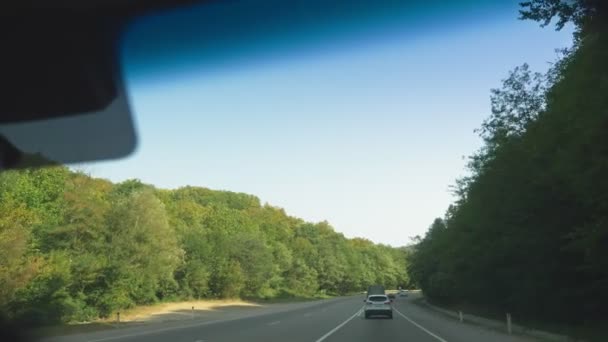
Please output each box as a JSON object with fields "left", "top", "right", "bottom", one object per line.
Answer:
{"left": 408, "top": 0, "right": 608, "bottom": 329}
{"left": 0, "top": 168, "right": 410, "bottom": 324}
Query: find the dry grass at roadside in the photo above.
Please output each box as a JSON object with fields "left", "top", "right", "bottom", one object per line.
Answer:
{"left": 98, "top": 299, "right": 261, "bottom": 323}
{"left": 33, "top": 299, "right": 261, "bottom": 338}
{"left": 34, "top": 295, "right": 341, "bottom": 338}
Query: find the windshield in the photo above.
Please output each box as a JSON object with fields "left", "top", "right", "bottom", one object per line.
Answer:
{"left": 368, "top": 296, "right": 388, "bottom": 302}
{"left": 1, "top": 1, "right": 606, "bottom": 342}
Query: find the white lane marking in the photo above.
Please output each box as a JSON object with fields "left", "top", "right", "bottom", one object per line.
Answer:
{"left": 393, "top": 308, "right": 448, "bottom": 342}
{"left": 315, "top": 307, "right": 363, "bottom": 342}
{"left": 267, "top": 320, "right": 281, "bottom": 326}
{"left": 85, "top": 320, "right": 222, "bottom": 342}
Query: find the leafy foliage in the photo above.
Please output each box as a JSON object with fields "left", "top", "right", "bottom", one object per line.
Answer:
{"left": 519, "top": 0, "right": 608, "bottom": 40}
{"left": 409, "top": 0, "right": 608, "bottom": 327}
{"left": 0, "top": 170, "right": 409, "bottom": 324}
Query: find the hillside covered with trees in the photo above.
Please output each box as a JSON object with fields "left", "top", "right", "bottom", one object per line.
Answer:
{"left": 408, "top": 0, "right": 608, "bottom": 332}
{"left": 0, "top": 167, "right": 410, "bottom": 325}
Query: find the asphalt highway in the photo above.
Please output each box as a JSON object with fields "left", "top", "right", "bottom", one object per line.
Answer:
{"left": 45, "top": 292, "right": 536, "bottom": 342}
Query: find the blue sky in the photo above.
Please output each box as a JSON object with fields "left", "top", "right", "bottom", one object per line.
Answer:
{"left": 84, "top": 1, "right": 573, "bottom": 246}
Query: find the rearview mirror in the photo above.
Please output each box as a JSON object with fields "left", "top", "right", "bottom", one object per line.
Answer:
{"left": 0, "top": 81, "right": 137, "bottom": 170}
{"left": 3, "top": 16, "right": 120, "bottom": 124}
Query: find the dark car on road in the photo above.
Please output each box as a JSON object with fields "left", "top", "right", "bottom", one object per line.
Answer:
{"left": 367, "top": 285, "right": 386, "bottom": 297}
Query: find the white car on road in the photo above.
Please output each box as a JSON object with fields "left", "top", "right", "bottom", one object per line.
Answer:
{"left": 363, "top": 294, "right": 393, "bottom": 319}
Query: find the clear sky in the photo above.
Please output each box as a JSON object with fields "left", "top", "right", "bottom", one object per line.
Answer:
{"left": 83, "top": 1, "right": 573, "bottom": 247}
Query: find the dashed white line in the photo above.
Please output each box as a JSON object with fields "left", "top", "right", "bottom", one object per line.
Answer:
{"left": 267, "top": 320, "right": 281, "bottom": 326}
{"left": 314, "top": 307, "right": 363, "bottom": 342}
{"left": 393, "top": 308, "right": 448, "bottom": 342}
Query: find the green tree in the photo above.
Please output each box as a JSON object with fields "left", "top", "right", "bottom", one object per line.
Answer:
{"left": 409, "top": 1, "right": 608, "bottom": 328}
{"left": 0, "top": 167, "right": 412, "bottom": 323}
{"left": 519, "top": 0, "right": 608, "bottom": 40}
{"left": 100, "top": 190, "right": 182, "bottom": 313}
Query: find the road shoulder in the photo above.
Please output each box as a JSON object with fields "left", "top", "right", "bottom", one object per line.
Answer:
{"left": 412, "top": 296, "right": 580, "bottom": 342}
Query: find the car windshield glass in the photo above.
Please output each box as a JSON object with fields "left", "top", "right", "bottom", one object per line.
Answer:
{"left": 368, "top": 296, "right": 388, "bottom": 302}
{"left": 3, "top": 1, "right": 606, "bottom": 341}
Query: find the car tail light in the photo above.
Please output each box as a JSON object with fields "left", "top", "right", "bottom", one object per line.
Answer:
{"left": 384, "top": 300, "right": 391, "bottom": 304}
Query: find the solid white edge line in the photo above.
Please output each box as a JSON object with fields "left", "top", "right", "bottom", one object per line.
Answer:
{"left": 314, "top": 306, "right": 363, "bottom": 342}
{"left": 393, "top": 307, "right": 448, "bottom": 342}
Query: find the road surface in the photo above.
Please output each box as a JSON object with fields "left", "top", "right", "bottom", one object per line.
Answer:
{"left": 45, "top": 293, "right": 537, "bottom": 342}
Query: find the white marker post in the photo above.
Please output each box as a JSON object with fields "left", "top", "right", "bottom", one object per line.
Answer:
{"left": 506, "top": 313, "right": 512, "bottom": 334}
{"left": 192, "top": 306, "right": 195, "bottom": 319}
{"left": 458, "top": 311, "right": 463, "bottom": 323}
{"left": 116, "top": 312, "right": 120, "bottom": 323}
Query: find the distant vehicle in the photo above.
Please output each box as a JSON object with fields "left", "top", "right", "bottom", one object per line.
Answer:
{"left": 399, "top": 290, "right": 408, "bottom": 297}
{"left": 364, "top": 294, "right": 393, "bottom": 319}
{"left": 367, "top": 285, "right": 385, "bottom": 297}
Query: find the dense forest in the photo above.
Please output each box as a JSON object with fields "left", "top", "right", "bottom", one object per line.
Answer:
{"left": 408, "top": 0, "right": 608, "bottom": 329}
{"left": 0, "top": 167, "right": 410, "bottom": 324}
